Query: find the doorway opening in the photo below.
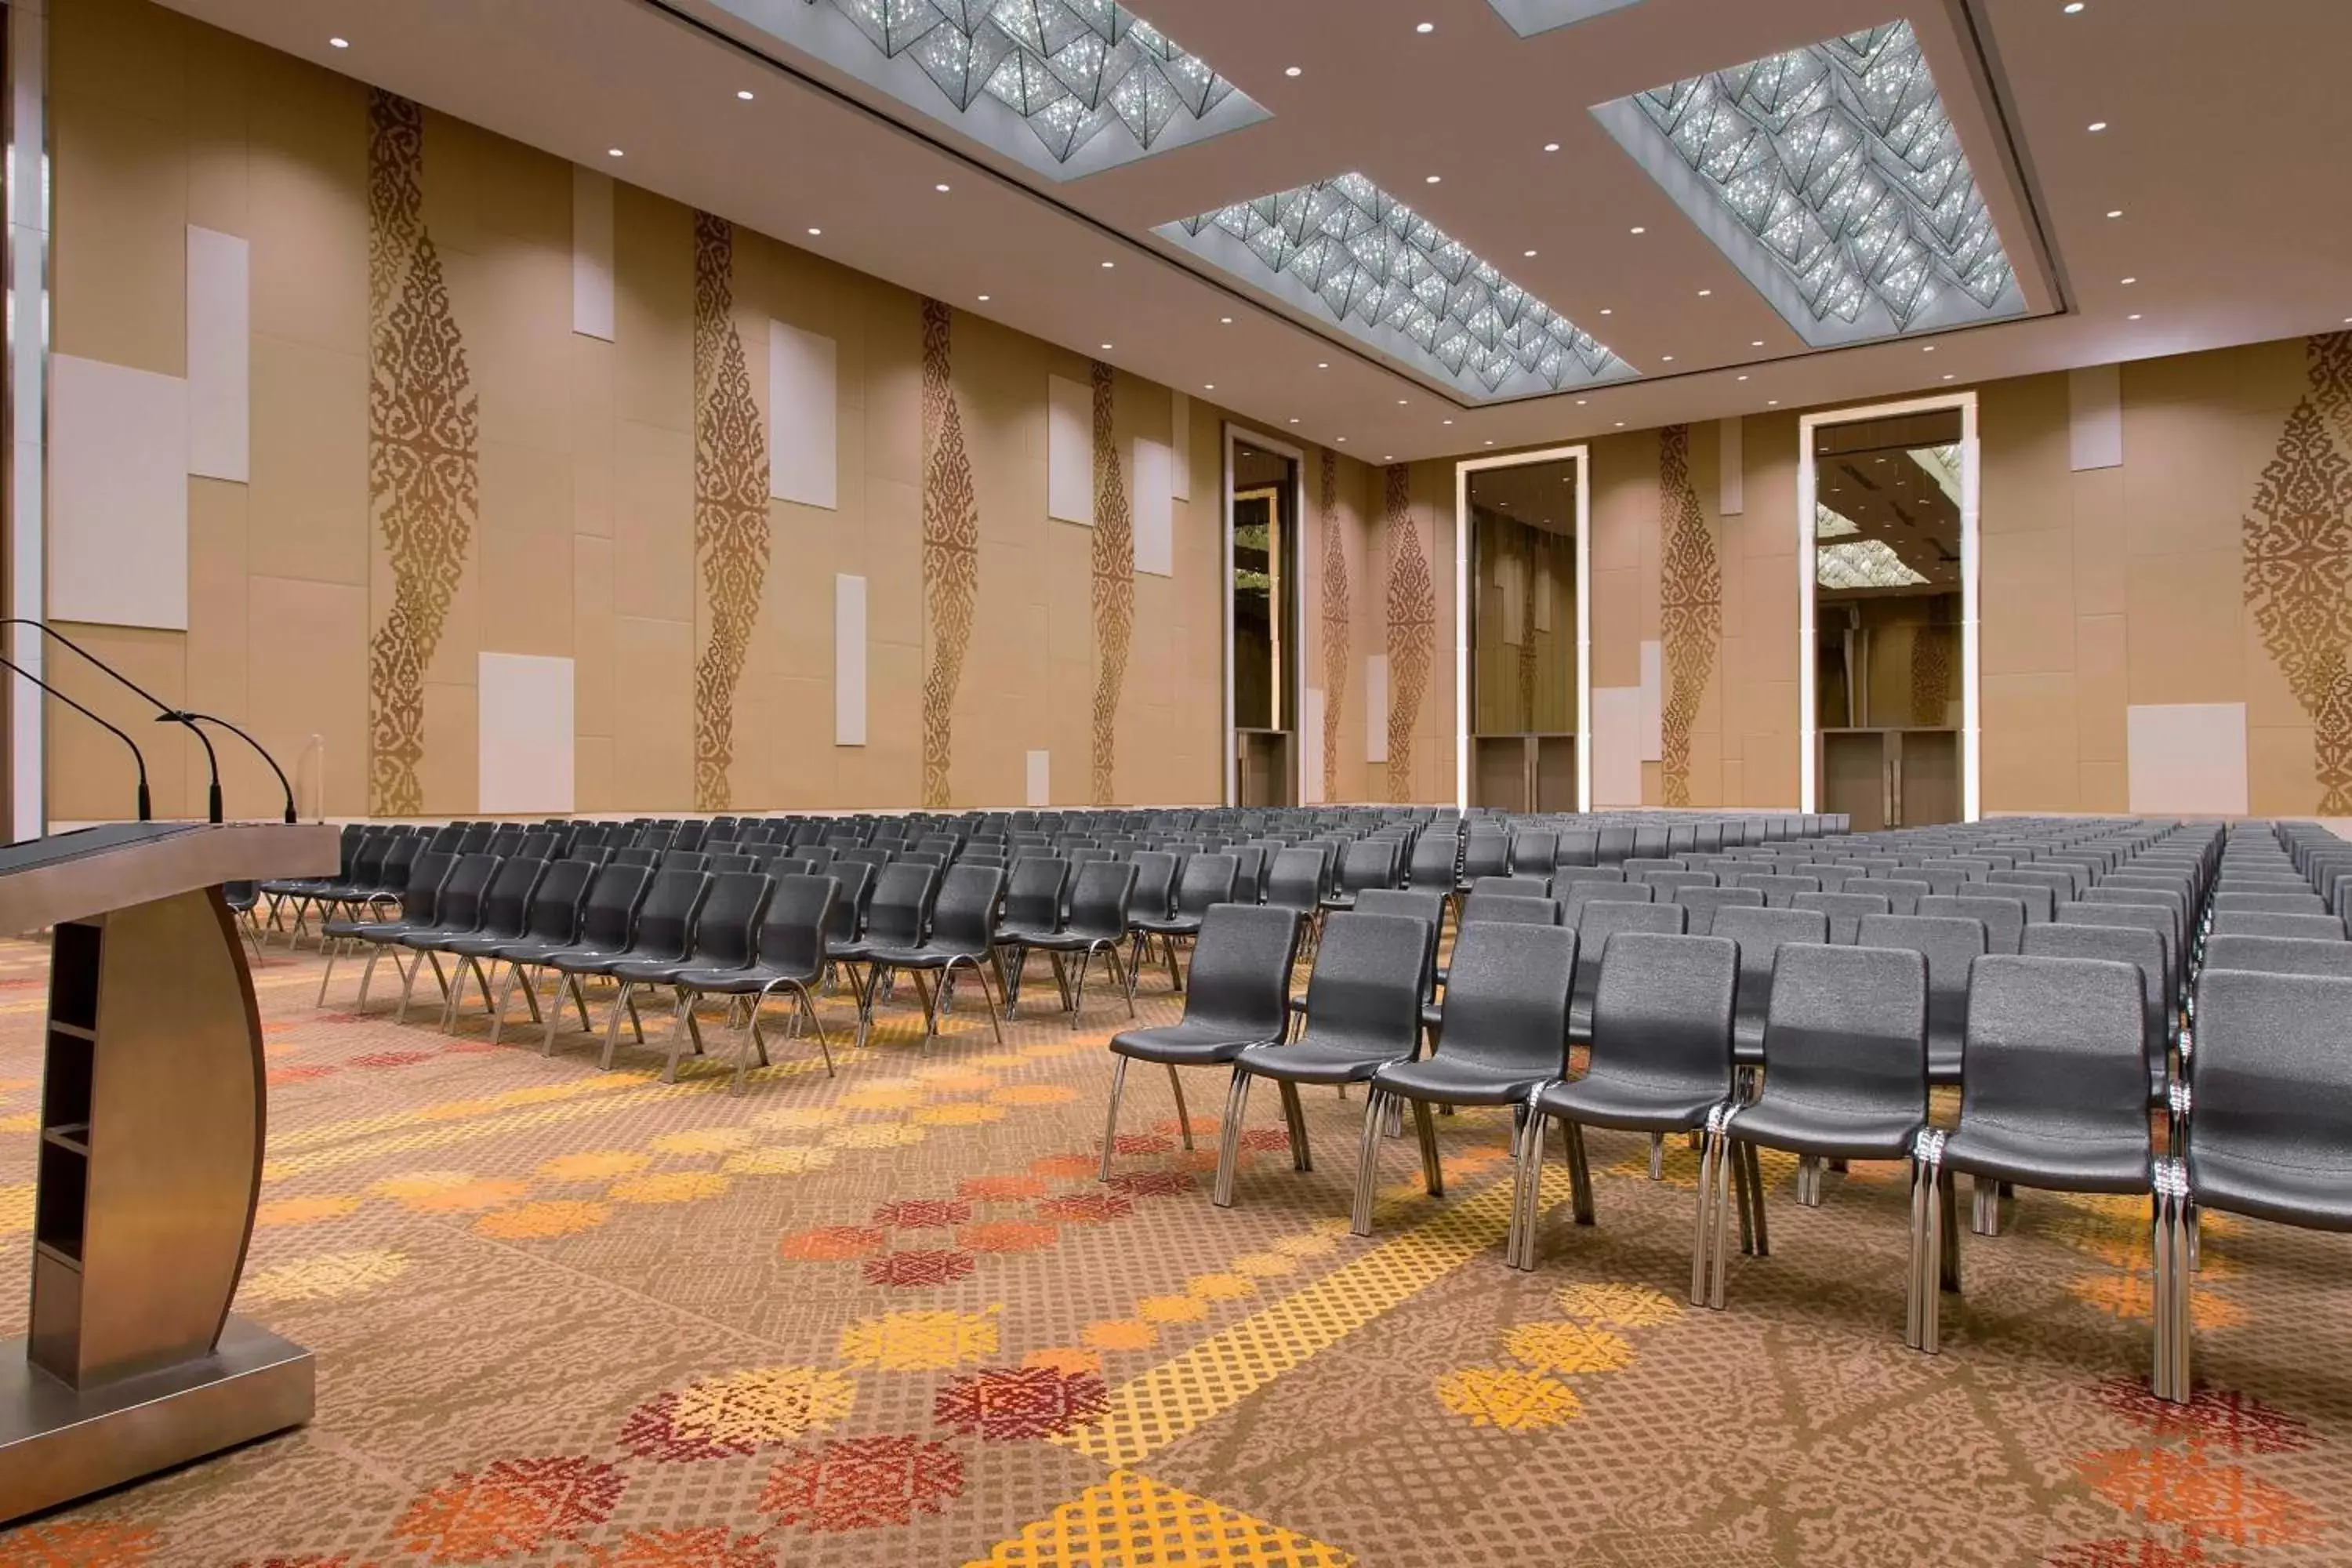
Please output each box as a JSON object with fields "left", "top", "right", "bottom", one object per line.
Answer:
{"left": 1226, "top": 433, "right": 1301, "bottom": 807}
{"left": 1454, "top": 447, "right": 1589, "bottom": 812}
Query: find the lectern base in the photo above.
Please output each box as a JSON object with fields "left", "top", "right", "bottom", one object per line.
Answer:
{"left": 0, "top": 1316, "right": 314, "bottom": 1523}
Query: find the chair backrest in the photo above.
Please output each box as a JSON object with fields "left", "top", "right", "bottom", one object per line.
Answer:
{"left": 477, "top": 855, "right": 550, "bottom": 939}
{"left": 688, "top": 872, "right": 774, "bottom": 967}
{"left": 1587, "top": 932, "right": 1737, "bottom": 1096}
{"left": 1339, "top": 838, "right": 1401, "bottom": 895}
{"left": 1857, "top": 876, "right": 1929, "bottom": 917}
{"left": 2187, "top": 970, "right": 2352, "bottom": 1199}
{"left": 1992, "top": 866, "right": 2082, "bottom": 904}
{"left": 1509, "top": 829, "right": 1559, "bottom": 875}
{"left": 1552, "top": 829, "right": 1600, "bottom": 869}
{"left": 1732, "top": 872, "right": 1820, "bottom": 908}
{"left": 1673, "top": 884, "right": 1765, "bottom": 936}
{"left": 1352, "top": 887, "right": 1444, "bottom": 1000}
{"left": 1573, "top": 899, "right": 1689, "bottom": 1009}
{"left": 1472, "top": 874, "right": 1550, "bottom": 900}
{"left": 1794, "top": 862, "right": 1859, "bottom": 894}
{"left": 432, "top": 853, "right": 502, "bottom": 933}
{"left": 2201, "top": 933, "right": 2352, "bottom": 979}
{"left": 1405, "top": 834, "right": 1458, "bottom": 893}
{"left": 1759, "top": 942, "right": 1928, "bottom": 1116}
{"left": 1178, "top": 904, "right": 1301, "bottom": 1039}
{"left": 521, "top": 857, "right": 596, "bottom": 943}
{"left": 575, "top": 863, "right": 654, "bottom": 949}
{"left": 754, "top": 872, "right": 837, "bottom": 981}
{"left": 1595, "top": 825, "right": 1635, "bottom": 863}
{"left": 930, "top": 863, "right": 1005, "bottom": 954}
{"left": 1460, "top": 891, "right": 1562, "bottom": 927}
{"left": 1303, "top": 913, "right": 1430, "bottom": 1054}
{"left": 1565, "top": 880, "right": 1653, "bottom": 921}
{"left": 1459, "top": 834, "right": 1512, "bottom": 884}
{"left": 1127, "top": 851, "right": 1179, "bottom": 921}
{"left": 1631, "top": 825, "right": 1671, "bottom": 860}
{"left": 1430, "top": 921, "right": 1577, "bottom": 1082}
{"left": 395, "top": 849, "right": 458, "bottom": 924}
{"left": 2212, "top": 890, "right": 2327, "bottom": 916}
{"left": 1792, "top": 890, "right": 1892, "bottom": 944}
{"left": 1919, "top": 893, "right": 2026, "bottom": 955}
{"left": 1230, "top": 844, "right": 1269, "bottom": 902}
{"left": 862, "top": 862, "right": 938, "bottom": 949}
{"left": 1175, "top": 853, "right": 1240, "bottom": 917}
{"left": 1264, "top": 848, "right": 1327, "bottom": 915}
{"left": 454, "top": 825, "right": 495, "bottom": 855}
{"left": 1712, "top": 904, "right": 1831, "bottom": 1035}
{"left": 1065, "top": 859, "right": 1139, "bottom": 942}
{"left": 822, "top": 860, "right": 875, "bottom": 945}
{"left": 1960, "top": 954, "right": 2154, "bottom": 1149}
{"left": 1857, "top": 913, "right": 1984, "bottom": 1053}
{"left": 1001, "top": 857, "right": 1070, "bottom": 931}
{"left": 631, "top": 869, "right": 713, "bottom": 962}
{"left": 2209, "top": 910, "right": 2348, "bottom": 942}
{"left": 2024, "top": 920, "right": 2166, "bottom": 1060}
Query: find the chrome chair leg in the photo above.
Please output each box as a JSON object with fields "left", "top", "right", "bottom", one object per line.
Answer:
{"left": 1098, "top": 1054, "right": 1131, "bottom": 1182}
{"left": 1795, "top": 1154, "right": 1822, "bottom": 1207}
{"left": 1278, "top": 1080, "right": 1312, "bottom": 1172}
{"left": 599, "top": 980, "right": 636, "bottom": 1069}
{"left": 1509, "top": 1105, "right": 1545, "bottom": 1272}
{"left": 316, "top": 940, "right": 343, "bottom": 1007}
{"left": 1565, "top": 1122, "right": 1595, "bottom": 1225}
{"left": 1165, "top": 1064, "right": 1192, "bottom": 1150}
{"left": 1744, "top": 1142, "right": 1769, "bottom": 1257}
{"left": 1649, "top": 1133, "right": 1664, "bottom": 1181}
{"left": 1970, "top": 1174, "right": 2004, "bottom": 1236}
{"left": 659, "top": 987, "right": 694, "bottom": 1083}
{"left": 1064, "top": 950, "right": 1089, "bottom": 1031}
{"left": 1413, "top": 1099, "right": 1442, "bottom": 1197}
{"left": 1709, "top": 1120, "right": 1739, "bottom": 1309}
{"left": 1349, "top": 1088, "right": 1388, "bottom": 1237}
{"left": 1212, "top": 1067, "right": 1251, "bottom": 1207}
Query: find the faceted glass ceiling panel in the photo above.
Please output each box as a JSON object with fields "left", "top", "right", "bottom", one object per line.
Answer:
{"left": 1592, "top": 21, "right": 2024, "bottom": 346}
{"left": 1817, "top": 536, "right": 1929, "bottom": 590}
{"left": 1484, "top": 0, "right": 1647, "bottom": 38}
{"left": 707, "top": 0, "right": 1267, "bottom": 180}
{"left": 1156, "top": 174, "right": 1635, "bottom": 402}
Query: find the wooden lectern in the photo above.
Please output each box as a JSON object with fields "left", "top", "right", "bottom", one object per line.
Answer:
{"left": 0, "top": 821, "right": 341, "bottom": 1523}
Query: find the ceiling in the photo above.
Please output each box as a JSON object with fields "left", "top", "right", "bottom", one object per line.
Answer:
{"left": 156, "top": 0, "right": 2352, "bottom": 461}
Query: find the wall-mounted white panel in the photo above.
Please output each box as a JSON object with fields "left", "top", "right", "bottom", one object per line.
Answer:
{"left": 1592, "top": 684, "right": 1642, "bottom": 807}
{"left": 1639, "top": 639, "right": 1663, "bottom": 762}
{"left": 1534, "top": 564, "right": 1553, "bottom": 634}
{"left": 1132, "top": 436, "right": 1172, "bottom": 576}
{"left": 1364, "top": 654, "right": 1390, "bottom": 764}
{"left": 1047, "top": 374, "right": 1092, "bottom": 524}
{"left": 1299, "top": 687, "right": 1325, "bottom": 804}
{"left": 185, "top": 225, "right": 248, "bottom": 483}
{"left": 2127, "top": 702, "right": 2246, "bottom": 815}
{"left": 50, "top": 354, "right": 188, "bottom": 630}
{"left": 1170, "top": 391, "right": 1191, "bottom": 501}
{"left": 572, "top": 165, "right": 615, "bottom": 341}
{"left": 1718, "top": 416, "right": 1744, "bottom": 515}
{"left": 835, "top": 573, "right": 867, "bottom": 746}
{"left": 1025, "top": 749, "right": 1051, "bottom": 807}
{"left": 478, "top": 652, "right": 575, "bottom": 814}
{"left": 770, "top": 320, "right": 837, "bottom": 509}
{"left": 2069, "top": 364, "right": 2123, "bottom": 471}
{"left": 1498, "top": 553, "right": 1523, "bottom": 646}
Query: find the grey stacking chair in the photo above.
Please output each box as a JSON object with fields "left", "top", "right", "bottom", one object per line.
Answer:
{"left": 1920, "top": 893, "right": 2025, "bottom": 956}
{"left": 1793, "top": 890, "right": 1891, "bottom": 945}
{"left": 1675, "top": 884, "right": 1763, "bottom": 936}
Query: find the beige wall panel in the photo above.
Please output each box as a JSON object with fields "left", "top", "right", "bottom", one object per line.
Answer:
{"left": 572, "top": 533, "right": 615, "bottom": 739}
{"left": 612, "top": 187, "right": 691, "bottom": 434}
{"left": 2125, "top": 548, "right": 2243, "bottom": 706}
{"left": 1738, "top": 552, "right": 1799, "bottom": 686}
{"left": 575, "top": 735, "right": 613, "bottom": 815}
{"left": 1980, "top": 527, "right": 2077, "bottom": 677}
{"left": 1979, "top": 372, "right": 2070, "bottom": 535}
{"left": 2248, "top": 722, "right": 2321, "bottom": 817}
{"left": 44, "top": 624, "right": 190, "bottom": 823}
{"left": 1741, "top": 681, "right": 1801, "bottom": 808}
{"left": 184, "top": 478, "right": 255, "bottom": 801}
{"left": 1589, "top": 565, "right": 1641, "bottom": 688}
{"left": 471, "top": 122, "right": 570, "bottom": 250}
{"left": 464, "top": 227, "right": 575, "bottom": 458}
{"left": 54, "top": 0, "right": 188, "bottom": 124}
{"left": 242, "top": 56, "right": 366, "bottom": 355}
{"left": 53, "top": 94, "right": 187, "bottom": 375}
{"left": 610, "top": 419, "right": 694, "bottom": 623}
{"left": 2079, "top": 759, "right": 2128, "bottom": 813}
{"left": 2071, "top": 470, "right": 2128, "bottom": 619}
{"left": 570, "top": 334, "right": 615, "bottom": 539}
{"left": 1983, "top": 671, "right": 2080, "bottom": 811}
{"left": 181, "top": 24, "right": 252, "bottom": 238}
{"left": 419, "top": 680, "right": 480, "bottom": 814}
{"left": 866, "top": 638, "right": 924, "bottom": 807}
{"left": 610, "top": 615, "right": 692, "bottom": 808}
{"left": 2074, "top": 613, "right": 2128, "bottom": 764}
{"left": 865, "top": 295, "right": 923, "bottom": 491}
{"left": 417, "top": 111, "right": 486, "bottom": 269}
{"left": 2241, "top": 611, "right": 2310, "bottom": 731}
{"left": 477, "top": 438, "right": 575, "bottom": 658}
{"left": 858, "top": 477, "right": 924, "bottom": 652}
{"left": 2118, "top": 395, "right": 2259, "bottom": 563}
{"left": 246, "top": 575, "right": 368, "bottom": 818}
{"left": 248, "top": 335, "right": 368, "bottom": 586}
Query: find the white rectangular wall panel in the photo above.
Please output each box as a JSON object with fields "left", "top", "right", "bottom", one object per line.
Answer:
{"left": 1534, "top": 565, "right": 1553, "bottom": 634}
{"left": 1718, "top": 416, "right": 1744, "bottom": 515}
{"left": 2069, "top": 365, "right": 2123, "bottom": 471}
{"left": 835, "top": 573, "right": 867, "bottom": 746}
{"left": 1132, "top": 436, "right": 1172, "bottom": 576}
{"left": 49, "top": 354, "right": 188, "bottom": 630}
{"left": 1170, "top": 391, "right": 1191, "bottom": 501}
{"left": 1299, "top": 687, "right": 1326, "bottom": 804}
{"left": 1047, "top": 374, "right": 1092, "bottom": 525}
{"left": 1025, "top": 749, "right": 1051, "bottom": 807}
{"left": 477, "top": 652, "right": 575, "bottom": 814}
{"left": 572, "top": 165, "right": 615, "bottom": 341}
{"left": 1364, "top": 654, "right": 1390, "bottom": 764}
{"left": 2127, "top": 702, "right": 2247, "bottom": 815}
{"left": 1592, "top": 684, "right": 1643, "bottom": 807}
{"left": 185, "top": 225, "right": 248, "bottom": 483}
{"left": 769, "top": 320, "right": 838, "bottom": 509}
{"left": 1638, "top": 639, "right": 1663, "bottom": 762}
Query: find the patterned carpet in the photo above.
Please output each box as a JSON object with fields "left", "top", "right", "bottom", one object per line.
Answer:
{"left": 2, "top": 933, "right": 2349, "bottom": 1568}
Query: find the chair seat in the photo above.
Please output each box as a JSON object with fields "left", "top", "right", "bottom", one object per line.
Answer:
{"left": 397, "top": 927, "right": 476, "bottom": 951}
{"left": 1236, "top": 1034, "right": 1411, "bottom": 1087}
{"left": 1725, "top": 1098, "right": 1923, "bottom": 1161}
{"left": 1131, "top": 916, "right": 1204, "bottom": 937}
{"left": 1023, "top": 930, "right": 1120, "bottom": 953}
{"left": 1534, "top": 1075, "right": 1724, "bottom": 1134}
{"left": 605, "top": 955, "right": 699, "bottom": 984}
{"left": 543, "top": 944, "right": 636, "bottom": 976}
{"left": 1938, "top": 1119, "right": 2151, "bottom": 1194}
{"left": 438, "top": 931, "right": 521, "bottom": 959}
{"left": 330, "top": 916, "right": 425, "bottom": 942}
{"left": 1373, "top": 1054, "right": 1550, "bottom": 1109}
{"left": 1110, "top": 1018, "right": 1279, "bottom": 1065}
{"left": 993, "top": 924, "right": 1061, "bottom": 946}
{"left": 865, "top": 943, "right": 984, "bottom": 971}
{"left": 2188, "top": 1149, "right": 2352, "bottom": 1232}
{"left": 675, "top": 961, "right": 818, "bottom": 995}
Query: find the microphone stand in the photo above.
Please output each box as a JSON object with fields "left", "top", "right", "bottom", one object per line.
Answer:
{"left": 0, "top": 653, "right": 151, "bottom": 821}
{"left": 2, "top": 619, "right": 223, "bottom": 822}
{"left": 167, "top": 711, "right": 298, "bottom": 824}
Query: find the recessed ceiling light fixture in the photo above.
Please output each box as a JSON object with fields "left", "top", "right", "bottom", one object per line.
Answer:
{"left": 1284, "top": 65, "right": 1302, "bottom": 76}
{"left": 1629, "top": 225, "right": 1646, "bottom": 234}
{"left": 2127, "top": 313, "right": 2141, "bottom": 321}
{"left": 977, "top": 293, "right": 990, "bottom": 301}
{"left": 1767, "top": 398, "right": 1779, "bottom": 405}
{"left": 1336, "top": 435, "right": 1347, "bottom": 442}
{"left": 2121, "top": 275, "right": 2136, "bottom": 285}
{"left": 2106, "top": 209, "right": 2123, "bottom": 219}
{"left": 1288, "top": 417, "right": 1300, "bottom": 423}
{"left": 1396, "top": 398, "right": 1408, "bottom": 405}
{"left": 1576, "top": 398, "right": 1588, "bottom": 405}
{"left": 737, "top": 89, "right": 755, "bottom": 100}
{"left": 1415, "top": 20, "right": 1435, "bottom": 32}
{"left": 2063, "top": 2, "right": 2085, "bottom": 13}
{"left": 1220, "top": 316, "right": 1232, "bottom": 324}
{"left": 1661, "top": 354, "right": 1675, "bottom": 361}
{"left": 1942, "top": 372, "right": 1955, "bottom": 379}
{"left": 2088, "top": 120, "right": 2108, "bottom": 132}
{"left": 1483, "top": 440, "right": 1495, "bottom": 446}
{"left": 935, "top": 182, "right": 951, "bottom": 192}
{"left": 608, "top": 147, "right": 625, "bottom": 158}
{"left": 1922, "top": 344, "right": 1936, "bottom": 351}
{"left": 1523, "top": 249, "right": 1538, "bottom": 258}
{"left": 1737, "top": 374, "right": 1748, "bottom": 380}
{"left": 1101, "top": 260, "right": 1115, "bottom": 268}
{"left": 329, "top": 36, "right": 350, "bottom": 49}
{"left": 807, "top": 227, "right": 822, "bottom": 236}
{"left": 1443, "top": 419, "right": 1454, "bottom": 425}
{"left": 1614, "top": 420, "right": 1626, "bottom": 427}
{"left": 1697, "top": 289, "right": 1712, "bottom": 296}
{"left": 1425, "top": 174, "right": 1442, "bottom": 184}
{"left": 1543, "top": 141, "right": 1560, "bottom": 153}
{"left": 1599, "top": 308, "right": 1613, "bottom": 315}
{"left": 1316, "top": 361, "right": 1329, "bottom": 368}
{"left": 1100, "top": 343, "right": 1112, "bottom": 350}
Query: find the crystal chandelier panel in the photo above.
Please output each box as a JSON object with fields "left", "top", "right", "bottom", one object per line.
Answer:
{"left": 1158, "top": 173, "right": 1632, "bottom": 401}
{"left": 1816, "top": 536, "right": 1929, "bottom": 590}
{"left": 1597, "top": 20, "right": 2020, "bottom": 342}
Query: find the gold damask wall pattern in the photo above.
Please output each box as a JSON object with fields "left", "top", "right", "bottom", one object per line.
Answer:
{"left": 1384, "top": 463, "right": 1434, "bottom": 803}
{"left": 1318, "top": 450, "right": 1348, "bottom": 802}
{"left": 690, "top": 214, "right": 771, "bottom": 813}
{"left": 1090, "top": 362, "right": 1135, "bottom": 805}
{"left": 920, "top": 299, "right": 980, "bottom": 809}
{"left": 365, "top": 89, "right": 477, "bottom": 817}
{"left": 1657, "top": 426, "right": 1720, "bottom": 808}
{"left": 2243, "top": 331, "right": 2352, "bottom": 812}
{"left": 1909, "top": 622, "right": 1953, "bottom": 728}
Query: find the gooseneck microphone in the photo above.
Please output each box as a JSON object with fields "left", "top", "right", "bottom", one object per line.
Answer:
{"left": 3, "top": 619, "right": 223, "bottom": 822}
{"left": 166, "top": 711, "right": 298, "bottom": 824}
{"left": 0, "top": 652, "right": 152, "bottom": 820}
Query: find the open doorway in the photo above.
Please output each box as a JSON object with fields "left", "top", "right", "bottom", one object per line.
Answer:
{"left": 1799, "top": 397, "right": 1978, "bottom": 826}
{"left": 1454, "top": 447, "right": 1589, "bottom": 812}
{"left": 1225, "top": 431, "right": 1301, "bottom": 807}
